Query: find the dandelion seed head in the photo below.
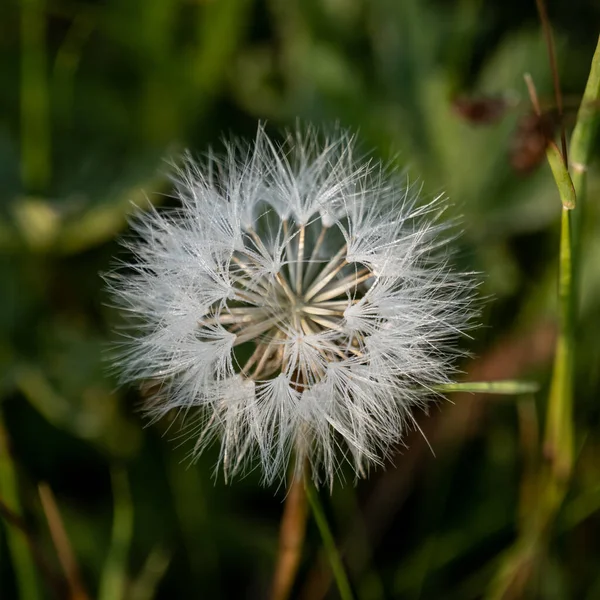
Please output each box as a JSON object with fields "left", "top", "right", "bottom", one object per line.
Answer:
{"left": 109, "top": 125, "right": 476, "bottom": 486}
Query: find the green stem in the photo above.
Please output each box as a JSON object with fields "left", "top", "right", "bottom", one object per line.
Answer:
{"left": 544, "top": 207, "right": 574, "bottom": 479}
{"left": 21, "top": 0, "right": 51, "bottom": 193}
{"left": 543, "top": 30, "right": 600, "bottom": 497}
{"left": 0, "top": 415, "right": 41, "bottom": 600}
{"left": 304, "top": 479, "right": 354, "bottom": 600}
{"left": 98, "top": 467, "right": 134, "bottom": 600}
{"left": 544, "top": 31, "right": 600, "bottom": 491}
{"left": 485, "top": 25, "right": 600, "bottom": 600}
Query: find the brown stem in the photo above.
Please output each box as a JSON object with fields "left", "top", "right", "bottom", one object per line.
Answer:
{"left": 535, "top": 0, "right": 568, "bottom": 166}
{"left": 524, "top": 74, "right": 543, "bottom": 117}
{"left": 38, "top": 483, "right": 91, "bottom": 600}
{"left": 0, "top": 496, "right": 65, "bottom": 598}
{"left": 270, "top": 472, "right": 308, "bottom": 600}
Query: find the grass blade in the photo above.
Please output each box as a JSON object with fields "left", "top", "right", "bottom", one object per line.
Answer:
{"left": 129, "top": 546, "right": 171, "bottom": 600}
{"left": 0, "top": 416, "right": 41, "bottom": 600}
{"left": 435, "top": 381, "right": 539, "bottom": 395}
{"left": 569, "top": 35, "right": 600, "bottom": 196}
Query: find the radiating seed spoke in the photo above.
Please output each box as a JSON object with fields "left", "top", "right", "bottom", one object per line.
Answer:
{"left": 247, "top": 228, "right": 270, "bottom": 257}
{"left": 282, "top": 219, "right": 296, "bottom": 286}
{"left": 231, "top": 255, "right": 258, "bottom": 275}
{"left": 319, "top": 338, "right": 349, "bottom": 360}
{"left": 257, "top": 357, "right": 283, "bottom": 380}
{"left": 232, "top": 289, "right": 269, "bottom": 306}
{"left": 225, "top": 306, "right": 272, "bottom": 315}
{"left": 275, "top": 272, "right": 297, "bottom": 304}
{"left": 311, "top": 271, "right": 373, "bottom": 303}
{"left": 303, "top": 244, "right": 347, "bottom": 300}
{"left": 240, "top": 340, "right": 271, "bottom": 376}
{"left": 252, "top": 331, "right": 283, "bottom": 379}
{"left": 343, "top": 341, "right": 364, "bottom": 357}
{"left": 300, "top": 317, "right": 315, "bottom": 337}
{"left": 303, "top": 259, "right": 348, "bottom": 302}
{"left": 302, "top": 225, "right": 327, "bottom": 287}
{"left": 199, "top": 313, "right": 259, "bottom": 328}
{"left": 231, "top": 273, "right": 270, "bottom": 294}
{"left": 295, "top": 223, "right": 305, "bottom": 294}
{"left": 300, "top": 305, "right": 345, "bottom": 317}
{"left": 212, "top": 313, "right": 261, "bottom": 325}
{"left": 234, "top": 315, "right": 283, "bottom": 346}
{"left": 230, "top": 258, "right": 270, "bottom": 293}
{"left": 309, "top": 315, "right": 346, "bottom": 333}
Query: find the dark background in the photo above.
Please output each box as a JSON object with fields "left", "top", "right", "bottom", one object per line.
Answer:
{"left": 1, "top": 0, "right": 600, "bottom": 598}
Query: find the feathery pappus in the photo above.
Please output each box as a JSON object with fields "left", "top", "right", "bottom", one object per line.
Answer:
{"left": 108, "top": 125, "right": 477, "bottom": 487}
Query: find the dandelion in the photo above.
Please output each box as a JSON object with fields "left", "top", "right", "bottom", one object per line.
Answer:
{"left": 110, "top": 125, "right": 475, "bottom": 486}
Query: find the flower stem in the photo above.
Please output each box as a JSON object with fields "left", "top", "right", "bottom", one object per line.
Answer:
{"left": 304, "top": 479, "right": 354, "bottom": 600}
{"left": 270, "top": 472, "right": 308, "bottom": 600}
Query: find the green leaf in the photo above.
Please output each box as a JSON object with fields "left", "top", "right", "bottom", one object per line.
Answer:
{"left": 435, "top": 381, "right": 539, "bottom": 395}
{"left": 546, "top": 142, "right": 576, "bottom": 210}
{"left": 569, "top": 35, "right": 600, "bottom": 197}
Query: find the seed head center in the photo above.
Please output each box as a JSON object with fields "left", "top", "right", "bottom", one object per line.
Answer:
{"left": 201, "top": 218, "right": 373, "bottom": 382}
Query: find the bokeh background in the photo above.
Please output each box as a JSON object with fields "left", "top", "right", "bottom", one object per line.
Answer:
{"left": 2, "top": 0, "right": 600, "bottom": 598}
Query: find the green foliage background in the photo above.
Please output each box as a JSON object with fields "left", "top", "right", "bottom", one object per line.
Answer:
{"left": 1, "top": 0, "right": 600, "bottom": 598}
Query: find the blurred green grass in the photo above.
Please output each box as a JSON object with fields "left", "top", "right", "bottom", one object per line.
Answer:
{"left": 1, "top": 0, "right": 600, "bottom": 598}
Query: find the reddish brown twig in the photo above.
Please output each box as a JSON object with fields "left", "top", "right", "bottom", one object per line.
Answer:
{"left": 0, "top": 495, "right": 65, "bottom": 597}
{"left": 535, "top": 0, "right": 568, "bottom": 166}
{"left": 38, "top": 483, "right": 91, "bottom": 600}
{"left": 270, "top": 472, "right": 309, "bottom": 600}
